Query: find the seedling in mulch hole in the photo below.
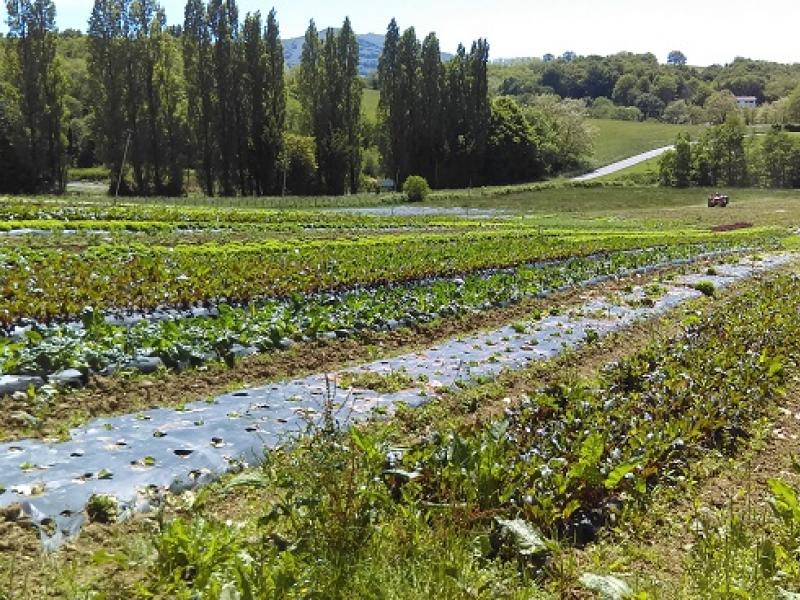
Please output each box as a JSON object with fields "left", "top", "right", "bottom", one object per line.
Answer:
{"left": 585, "top": 329, "right": 600, "bottom": 344}
{"left": 142, "top": 456, "right": 156, "bottom": 466}
{"left": 549, "top": 307, "right": 561, "bottom": 316}
{"left": 98, "top": 469, "right": 113, "bottom": 480}
{"left": 693, "top": 281, "right": 716, "bottom": 297}
{"left": 20, "top": 462, "right": 37, "bottom": 471}
{"left": 0, "top": 485, "right": 5, "bottom": 494}
{"left": 86, "top": 494, "right": 118, "bottom": 524}
{"left": 512, "top": 322, "right": 527, "bottom": 334}
{"left": 153, "top": 430, "right": 167, "bottom": 438}
{"left": 706, "top": 267, "right": 718, "bottom": 276}
{"left": 645, "top": 284, "right": 666, "bottom": 298}
{"left": 102, "top": 423, "right": 114, "bottom": 431}
{"left": 340, "top": 369, "right": 417, "bottom": 393}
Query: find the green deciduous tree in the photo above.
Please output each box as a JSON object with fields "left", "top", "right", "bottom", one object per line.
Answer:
{"left": 89, "top": 0, "right": 185, "bottom": 195}
{"left": 300, "top": 19, "right": 362, "bottom": 195}
{"left": 673, "top": 132, "right": 692, "bottom": 187}
{"left": 183, "top": 0, "right": 213, "bottom": 194}
{"left": 6, "top": 0, "right": 67, "bottom": 192}
{"left": 485, "top": 96, "right": 543, "bottom": 184}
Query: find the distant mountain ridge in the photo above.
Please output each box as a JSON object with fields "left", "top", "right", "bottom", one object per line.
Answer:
{"left": 282, "top": 31, "right": 452, "bottom": 76}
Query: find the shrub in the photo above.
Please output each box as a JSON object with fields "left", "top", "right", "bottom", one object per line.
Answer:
{"left": 402, "top": 175, "right": 430, "bottom": 202}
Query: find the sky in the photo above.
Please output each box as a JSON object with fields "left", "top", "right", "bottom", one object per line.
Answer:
{"left": 2, "top": 0, "right": 799, "bottom": 66}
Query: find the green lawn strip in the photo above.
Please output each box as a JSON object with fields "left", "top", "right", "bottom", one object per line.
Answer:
{"left": 589, "top": 119, "right": 705, "bottom": 168}
{"left": 598, "top": 155, "right": 661, "bottom": 184}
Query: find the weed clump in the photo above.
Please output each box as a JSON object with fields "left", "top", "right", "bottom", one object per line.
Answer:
{"left": 693, "top": 280, "right": 716, "bottom": 297}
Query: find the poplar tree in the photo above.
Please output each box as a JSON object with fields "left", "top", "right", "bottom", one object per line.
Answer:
{"left": 339, "top": 17, "right": 362, "bottom": 193}
{"left": 208, "top": 0, "right": 239, "bottom": 196}
{"left": 242, "top": 11, "right": 267, "bottom": 194}
{"left": 300, "top": 20, "right": 362, "bottom": 195}
{"left": 377, "top": 19, "right": 401, "bottom": 183}
{"left": 419, "top": 32, "right": 444, "bottom": 187}
{"left": 6, "top": 0, "right": 66, "bottom": 192}
{"left": 263, "top": 8, "right": 285, "bottom": 195}
{"left": 183, "top": 0, "right": 214, "bottom": 194}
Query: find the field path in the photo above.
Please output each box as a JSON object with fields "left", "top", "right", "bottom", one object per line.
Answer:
{"left": 573, "top": 146, "right": 673, "bottom": 181}
{"left": 0, "top": 254, "right": 791, "bottom": 550}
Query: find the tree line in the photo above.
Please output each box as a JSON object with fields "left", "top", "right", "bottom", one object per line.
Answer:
{"left": 0, "top": 1, "right": 591, "bottom": 196}
{"left": 492, "top": 52, "right": 800, "bottom": 126}
{"left": 377, "top": 20, "right": 490, "bottom": 188}
{"left": 659, "top": 118, "right": 800, "bottom": 189}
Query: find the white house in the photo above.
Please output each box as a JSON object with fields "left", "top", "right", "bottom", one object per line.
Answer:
{"left": 735, "top": 96, "right": 757, "bottom": 109}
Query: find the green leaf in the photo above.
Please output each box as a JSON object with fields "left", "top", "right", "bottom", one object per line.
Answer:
{"left": 604, "top": 462, "right": 638, "bottom": 489}
{"left": 579, "top": 573, "right": 633, "bottom": 599}
{"left": 562, "top": 499, "right": 581, "bottom": 520}
{"left": 494, "top": 518, "right": 549, "bottom": 557}
{"left": 223, "top": 473, "right": 270, "bottom": 491}
{"left": 769, "top": 479, "right": 800, "bottom": 512}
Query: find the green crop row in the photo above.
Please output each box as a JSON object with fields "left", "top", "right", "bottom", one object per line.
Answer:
{"left": 0, "top": 227, "right": 777, "bottom": 325}
{"left": 0, "top": 242, "right": 732, "bottom": 377}
{"left": 135, "top": 271, "right": 800, "bottom": 599}
{"left": 0, "top": 198, "right": 494, "bottom": 230}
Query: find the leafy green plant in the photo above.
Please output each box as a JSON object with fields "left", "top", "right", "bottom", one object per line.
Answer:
{"left": 692, "top": 280, "right": 716, "bottom": 297}
{"left": 402, "top": 175, "right": 431, "bottom": 202}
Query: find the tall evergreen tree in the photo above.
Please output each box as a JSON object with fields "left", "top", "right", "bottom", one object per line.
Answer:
{"left": 90, "top": 0, "right": 185, "bottom": 195}
{"left": 317, "top": 27, "right": 347, "bottom": 194}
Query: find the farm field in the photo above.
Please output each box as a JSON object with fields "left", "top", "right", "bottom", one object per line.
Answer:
{"left": 2, "top": 189, "right": 800, "bottom": 598}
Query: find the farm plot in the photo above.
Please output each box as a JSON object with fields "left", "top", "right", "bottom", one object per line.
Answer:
{"left": 0, "top": 226, "right": 773, "bottom": 324}
{"left": 0, "top": 240, "right": 763, "bottom": 389}
{"left": 41, "top": 260, "right": 800, "bottom": 599}
{"left": 0, "top": 252, "right": 792, "bottom": 552}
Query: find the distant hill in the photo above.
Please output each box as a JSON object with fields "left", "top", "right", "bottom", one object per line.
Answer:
{"left": 283, "top": 32, "right": 452, "bottom": 76}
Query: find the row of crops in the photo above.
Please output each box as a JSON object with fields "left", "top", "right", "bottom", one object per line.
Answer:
{"left": 0, "top": 199, "right": 494, "bottom": 230}
{"left": 0, "top": 227, "right": 777, "bottom": 326}
{"left": 0, "top": 241, "right": 769, "bottom": 380}
{"left": 135, "top": 270, "right": 800, "bottom": 598}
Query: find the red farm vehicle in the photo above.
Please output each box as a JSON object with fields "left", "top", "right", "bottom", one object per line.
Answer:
{"left": 708, "top": 193, "right": 729, "bottom": 207}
